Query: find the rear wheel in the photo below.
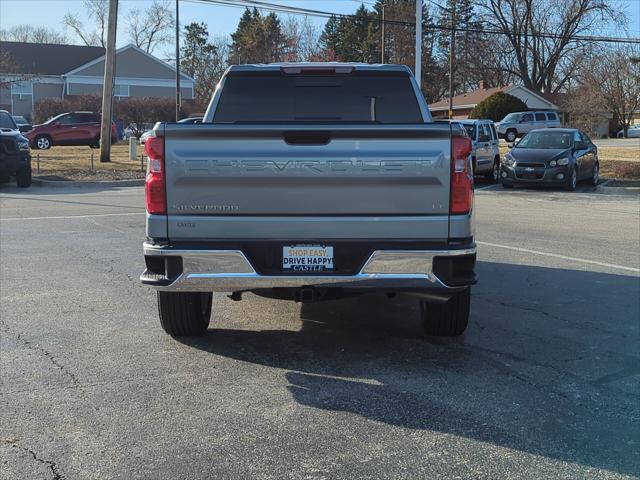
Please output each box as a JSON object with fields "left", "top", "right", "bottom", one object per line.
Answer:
{"left": 566, "top": 166, "right": 577, "bottom": 191}
{"left": 157, "top": 291, "right": 212, "bottom": 337}
{"left": 420, "top": 288, "right": 471, "bottom": 336}
{"left": 506, "top": 129, "right": 517, "bottom": 143}
{"left": 589, "top": 162, "right": 599, "bottom": 186}
{"left": 15, "top": 165, "right": 32, "bottom": 188}
{"left": 485, "top": 158, "right": 500, "bottom": 183}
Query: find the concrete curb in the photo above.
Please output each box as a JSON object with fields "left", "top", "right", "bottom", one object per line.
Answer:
{"left": 32, "top": 177, "right": 145, "bottom": 188}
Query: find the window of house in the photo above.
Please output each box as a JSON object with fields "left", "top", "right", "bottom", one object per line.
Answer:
{"left": 114, "top": 84, "right": 130, "bottom": 97}
{"left": 11, "top": 82, "right": 32, "bottom": 96}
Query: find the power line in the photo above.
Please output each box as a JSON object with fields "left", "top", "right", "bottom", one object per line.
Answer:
{"left": 183, "top": 0, "right": 640, "bottom": 44}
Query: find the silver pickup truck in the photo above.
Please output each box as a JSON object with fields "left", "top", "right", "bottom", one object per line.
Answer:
{"left": 140, "top": 63, "right": 477, "bottom": 338}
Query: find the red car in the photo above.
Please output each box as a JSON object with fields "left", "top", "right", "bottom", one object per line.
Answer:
{"left": 26, "top": 111, "right": 118, "bottom": 149}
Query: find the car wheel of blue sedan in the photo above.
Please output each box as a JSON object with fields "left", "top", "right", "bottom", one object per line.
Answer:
{"left": 566, "top": 167, "right": 577, "bottom": 191}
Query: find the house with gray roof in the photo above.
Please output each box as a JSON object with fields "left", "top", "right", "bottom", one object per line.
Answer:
{"left": 0, "top": 41, "right": 194, "bottom": 119}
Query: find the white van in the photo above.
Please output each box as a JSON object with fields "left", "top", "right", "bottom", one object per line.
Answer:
{"left": 497, "top": 111, "right": 561, "bottom": 142}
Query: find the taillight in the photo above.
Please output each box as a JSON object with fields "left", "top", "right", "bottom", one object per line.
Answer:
{"left": 144, "top": 135, "right": 166, "bottom": 215}
{"left": 450, "top": 136, "right": 473, "bottom": 215}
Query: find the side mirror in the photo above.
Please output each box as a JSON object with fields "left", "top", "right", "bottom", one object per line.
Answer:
{"left": 507, "top": 143, "right": 514, "bottom": 149}
{"left": 54, "top": 122, "right": 61, "bottom": 127}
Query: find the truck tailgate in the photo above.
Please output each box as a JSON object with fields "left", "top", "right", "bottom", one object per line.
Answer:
{"left": 162, "top": 124, "right": 451, "bottom": 242}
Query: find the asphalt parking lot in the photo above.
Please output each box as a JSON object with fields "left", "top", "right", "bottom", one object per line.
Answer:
{"left": 1, "top": 184, "right": 638, "bottom": 479}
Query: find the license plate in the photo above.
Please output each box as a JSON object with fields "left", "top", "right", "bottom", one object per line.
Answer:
{"left": 283, "top": 245, "right": 333, "bottom": 271}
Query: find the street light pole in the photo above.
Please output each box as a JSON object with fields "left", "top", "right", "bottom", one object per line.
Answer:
{"left": 415, "top": 0, "right": 422, "bottom": 86}
{"left": 381, "top": 4, "right": 385, "bottom": 64}
{"left": 448, "top": 14, "right": 455, "bottom": 119}
{"left": 175, "top": 0, "right": 181, "bottom": 122}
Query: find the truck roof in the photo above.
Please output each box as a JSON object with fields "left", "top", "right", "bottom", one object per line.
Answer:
{"left": 227, "top": 62, "right": 413, "bottom": 73}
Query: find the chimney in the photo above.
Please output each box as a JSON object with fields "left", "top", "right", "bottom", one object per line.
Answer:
{"left": 479, "top": 80, "right": 486, "bottom": 90}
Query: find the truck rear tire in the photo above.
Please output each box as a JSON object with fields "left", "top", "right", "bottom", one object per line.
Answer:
{"left": 420, "top": 288, "right": 470, "bottom": 336}
{"left": 157, "top": 291, "right": 212, "bottom": 337}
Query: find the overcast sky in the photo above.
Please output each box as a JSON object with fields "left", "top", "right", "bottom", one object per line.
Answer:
{"left": 1, "top": 0, "right": 638, "bottom": 52}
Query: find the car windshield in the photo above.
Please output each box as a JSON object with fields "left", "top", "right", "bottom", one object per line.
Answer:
{"left": 0, "top": 112, "right": 17, "bottom": 129}
{"left": 516, "top": 131, "right": 573, "bottom": 149}
{"left": 462, "top": 124, "right": 476, "bottom": 138}
{"left": 502, "top": 113, "right": 519, "bottom": 123}
{"left": 13, "top": 116, "right": 27, "bottom": 123}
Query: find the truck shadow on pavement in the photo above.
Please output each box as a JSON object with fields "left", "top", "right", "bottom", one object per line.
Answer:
{"left": 178, "top": 261, "right": 640, "bottom": 476}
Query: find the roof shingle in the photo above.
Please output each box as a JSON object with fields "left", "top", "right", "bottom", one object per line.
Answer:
{"left": 0, "top": 41, "right": 104, "bottom": 75}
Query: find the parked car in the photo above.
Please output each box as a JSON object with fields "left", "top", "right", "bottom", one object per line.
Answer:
{"left": 11, "top": 115, "right": 32, "bottom": 133}
{"left": 140, "top": 63, "right": 477, "bottom": 338}
{"left": 26, "top": 111, "right": 118, "bottom": 149}
{"left": 501, "top": 128, "right": 599, "bottom": 191}
{"left": 497, "top": 111, "right": 561, "bottom": 142}
{"left": 457, "top": 119, "right": 501, "bottom": 183}
{"left": 616, "top": 125, "right": 640, "bottom": 138}
{"left": 0, "top": 110, "right": 31, "bottom": 187}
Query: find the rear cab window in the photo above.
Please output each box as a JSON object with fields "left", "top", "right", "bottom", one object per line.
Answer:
{"left": 546, "top": 113, "right": 558, "bottom": 121}
{"left": 213, "top": 70, "right": 424, "bottom": 124}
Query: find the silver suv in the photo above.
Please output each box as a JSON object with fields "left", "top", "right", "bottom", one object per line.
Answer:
{"left": 497, "top": 111, "right": 561, "bottom": 142}
{"left": 458, "top": 119, "right": 501, "bottom": 183}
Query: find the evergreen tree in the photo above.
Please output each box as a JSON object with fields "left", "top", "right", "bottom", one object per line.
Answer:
{"left": 230, "top": 8, "right": 289, "bottom": 64}
{"left": 181, "top": 22, "right": 226, "bottom": 108}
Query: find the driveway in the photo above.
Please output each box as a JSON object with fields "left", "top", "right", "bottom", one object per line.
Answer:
{"left": 1, "top": 185, "right": 638, "bottom": 479}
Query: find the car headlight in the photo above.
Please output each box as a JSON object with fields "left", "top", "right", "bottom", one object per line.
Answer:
{"left": 556, "top": 157, "right": 569, "bottom": 166}
{"left": 504, "top": 154, "right": 515, "bottom": 166}
{"left": 17, "top": 139, "right": 30, "bottom": 151}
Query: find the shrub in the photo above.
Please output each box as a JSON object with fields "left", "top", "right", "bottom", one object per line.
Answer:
{"left": 469, "top": 92, "right": 528, "bottom": 122}
{"left": 33, "top": 97, "right": 68, "bottom": 123}
{"left": 114, "top": 97, "right": 177, "bottom": 138}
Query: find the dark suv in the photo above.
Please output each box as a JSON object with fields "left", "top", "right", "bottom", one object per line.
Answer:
{"left": 26, "top": 111, "right": 118, "bottom": 149}
{"left": 0, "top": 110, "right": 31, "bottom": 187}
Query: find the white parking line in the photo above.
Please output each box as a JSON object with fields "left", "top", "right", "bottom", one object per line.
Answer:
{"left": 0, "top": 212, "right": 144, "bottom": 221}
{"left": 475, "top": 184, "right": 499, "bottom": 191}
{"left": 477, "top": 241, "right": 640, "bottom": 273}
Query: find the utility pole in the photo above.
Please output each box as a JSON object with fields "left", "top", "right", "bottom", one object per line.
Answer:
{"left": 448, "top": 10, "right": 455, "bottom": 119}
{"left": 381, "top": 4, "right": 385, "bottom": 64}
{"left": 99, "top": 0, "right": 118, "bottom": 163}
{"left": 415, "top": 0, "right": 422, "bottom": 86}
{"left": 175, "top": 0, "right": 181, "bottom": 121}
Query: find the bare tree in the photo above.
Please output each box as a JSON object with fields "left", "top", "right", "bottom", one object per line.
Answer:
{"left": 561, "top": 84, "right": 609, "bottom": 137}
{"left": 126, "top": 0, "right": 175, "bottom": 54}
{"left": 0, "top": 25, "right": 67, "bottom": 44}
{"left": 590, "top": 47, "right": 640, "bottom": 137}
{"left": 481, "top": 0, "right": 622, "bottom": 93}
{"left": 282, "top": 16, "right": 322, "bottom": 61}
{"left": 63, "top": 0, "right": 109, "bottom": 47}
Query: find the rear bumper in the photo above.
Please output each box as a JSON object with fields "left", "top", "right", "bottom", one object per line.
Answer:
{"left": 140, "top": 242, "right": 477, "bottom": 293}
